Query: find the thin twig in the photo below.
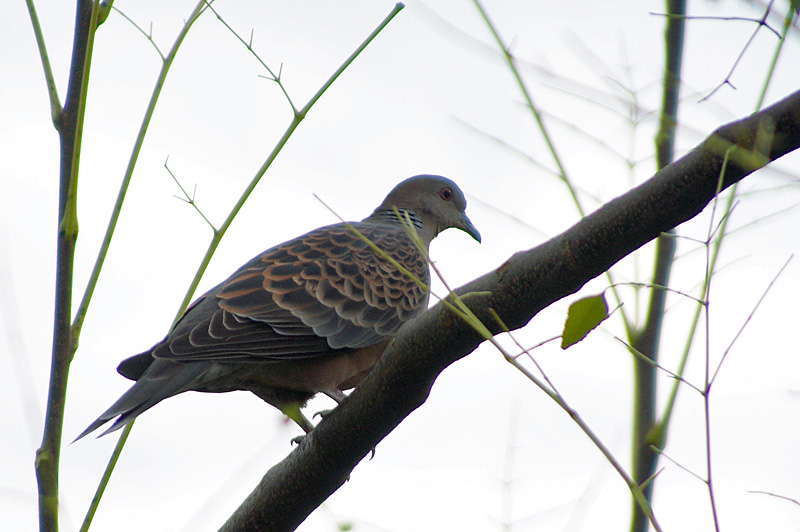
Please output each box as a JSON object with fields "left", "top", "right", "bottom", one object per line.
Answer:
{"left": 470, "top": 312, "right": 661, "bottom": 531}
{"left": 747, "top": 490, "right": 800, "bottom": 507}
{"left": 418, "top": 2, "right": 636, "bottom": 119}
{"left": 699, "top": 149, "right": 730, "bottom": 532}
{"left": 518, "top": 335, "right": 562, "bottom": 357}
{"left": 174, "top": 3, "right": 406, "bottom": 317}
{"left": 613, "top": 337, "right": 704, "bottom": 395}
{"left": 671, "top": 196, "right": 798, "bottom": 264}
{"left": 490, "top": 311, "right": 561, "bottom": 397}
{"left": 469, "top": 0, "right": 633, "bottom": 336}
{"left": 202, "top": 1, "right": 298, "bottom": 114}
{"left": 453, "top": 117, "right": 559, "bottom": 178}
{"left": 659, "top": 232, "right": 707, "bottom": 245}
{"left": 607, "top": 282, "right": 706, "bottom": 306}
{"left": 24, "top": 0, "right": 62, "bottom": 126}
{"left": 649, "top": 12, "right": 781, "bottom": 38}
{"left": 707, "top": 200, "right": 740, "bottom": 241}
{"left": 534, "top": 107, "right": 632, "bottom": 166}
{"left": 111, "top": 5, "right": 165, "bottom": 60}
{"left": 700, "top": 0, "right": 778, "bottom": 102}
{"left": 710, "top": 255, "right": 793, "bottom": 385}
{"left": 164, "top": 158, "right": 219, "bottom": 233}
{"left": 726, "top": 199, "right": 800, "bottom": 237}
{"left": 453, "top": 117, "right": 604, "bottom": 205}
{"left": 637, "top": 467, "right": 666, "bottom": 491}
{"left": 754, "top": 0, "right": 798, "bottom": 110}
{"left": 498, "top": 341, "right": 663, "bottom": 532}
{"left": 736, "top": 181, "right": 800, "bottom": 197}
{"left": 466, "top": 194, "right": 548, "bottom": 239}
{"left": 313, "top": 196, "right": 483, "bottom": 330}
{"left": 470, "top": 0, "right": 582, "bottom": 215}
{"left": 649, "top": 446, "right": 707, "bottom": 484}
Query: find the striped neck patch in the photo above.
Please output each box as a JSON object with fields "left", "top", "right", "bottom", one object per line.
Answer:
{"left": 370, "top": 208, "right": 423, "bottom": 229}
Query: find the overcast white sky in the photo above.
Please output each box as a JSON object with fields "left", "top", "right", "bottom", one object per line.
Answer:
{"left": 2, "top": 1, "right": 799, "bottom": 531}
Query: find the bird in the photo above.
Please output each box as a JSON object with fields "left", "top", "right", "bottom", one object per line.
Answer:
{"left": 76, "top": 175, "right": 481, "bottom": 440}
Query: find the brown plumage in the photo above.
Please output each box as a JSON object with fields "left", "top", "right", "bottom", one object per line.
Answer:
{"left": 77, "top": 175, "right": 480, "bottom": 440}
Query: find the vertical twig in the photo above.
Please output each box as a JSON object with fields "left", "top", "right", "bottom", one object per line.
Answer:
{"left": 629, "top": 2, "right": 685, "bottom": 532}
{"left": 656, "top": 8, "right": 796, "bottom": 530}
{"left": 700, "top": 163, "right": 727, "bottom": 532}
{"left": 24, "top": 0, "right": 62, "bottom": 125}
{"left": 32, "top": 2, "right": 100, "bottom": 531}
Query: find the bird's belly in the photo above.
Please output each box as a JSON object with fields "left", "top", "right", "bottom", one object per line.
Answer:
{"left": 201, "top": 339, "right": 389, "bottom": 397}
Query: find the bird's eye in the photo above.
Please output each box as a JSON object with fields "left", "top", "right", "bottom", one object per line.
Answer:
{"left": 438, "top": 187, "right": 453, "bottom": 201}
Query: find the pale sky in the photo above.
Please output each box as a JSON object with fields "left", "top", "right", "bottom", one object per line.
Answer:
{"left": 2, "top": 1, "right": 799, "bottom": 531}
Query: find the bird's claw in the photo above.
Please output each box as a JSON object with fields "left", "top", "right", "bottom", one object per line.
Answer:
{"left": 313, "top": 408, "right": 333, "bottom": 420}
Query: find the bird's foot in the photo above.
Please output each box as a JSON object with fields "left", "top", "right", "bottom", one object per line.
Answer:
{"left": 323, "top": 389, "right": 347, "bottom": 404}
{"left": 313, "top": 408, "right": 333, "bottom": 420}
{"left": 313, "top": 389, "right": 346, "bottom": 419}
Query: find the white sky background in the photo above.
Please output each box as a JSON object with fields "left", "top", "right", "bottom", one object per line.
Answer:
{"left": 2, "top": 0, "right": 799, "bottom": 531}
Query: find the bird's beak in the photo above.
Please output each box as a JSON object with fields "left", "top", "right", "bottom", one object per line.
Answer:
{"left": 458, "top": 213, "right": 482, "bottom": 243}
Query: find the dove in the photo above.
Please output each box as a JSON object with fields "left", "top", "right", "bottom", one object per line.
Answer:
{"left": 77, "top": 175, "right": 480, "bottom": 440}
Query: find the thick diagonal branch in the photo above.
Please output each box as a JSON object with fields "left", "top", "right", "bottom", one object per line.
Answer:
{"left": 220, "top": 89, "right": 800, "bottom": 532}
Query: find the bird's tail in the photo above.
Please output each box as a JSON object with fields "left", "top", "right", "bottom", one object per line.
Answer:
{"left": 74, "top": 360, "right": 207, "bottom": 441}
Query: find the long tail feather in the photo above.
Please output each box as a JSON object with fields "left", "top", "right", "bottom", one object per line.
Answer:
{"left": 74, "top": 360, "right": 208, "bottom": 441}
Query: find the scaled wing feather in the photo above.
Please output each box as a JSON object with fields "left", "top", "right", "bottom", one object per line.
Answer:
{"left": 152, "top": 222, "right": 429, "bottom": 362}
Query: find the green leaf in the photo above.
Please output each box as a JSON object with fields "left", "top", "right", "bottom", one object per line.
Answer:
{"left": 561, "top": 293, "right": 609, "bottom": 349}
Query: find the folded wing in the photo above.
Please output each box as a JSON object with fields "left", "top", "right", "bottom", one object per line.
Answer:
{"left": 152, "top": 222, "right": 430, "bottom": 363}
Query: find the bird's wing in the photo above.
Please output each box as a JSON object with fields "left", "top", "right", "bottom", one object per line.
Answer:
{"left": 151, "top": 222, "right": 429, "bottom": 362}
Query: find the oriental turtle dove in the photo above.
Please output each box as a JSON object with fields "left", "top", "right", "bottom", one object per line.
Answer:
{"left": 77, "top": 175, "right": 480, "bottom": 440}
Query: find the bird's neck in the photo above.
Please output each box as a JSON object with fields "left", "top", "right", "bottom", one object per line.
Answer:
{"left": 366, "top": 207, "right": 424, "bottom": 229}
{"left": 364, "top": 208, "right": 436, "bottom": 245}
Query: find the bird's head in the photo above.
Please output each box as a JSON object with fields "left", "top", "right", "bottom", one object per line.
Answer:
{"left": 373, "top": 174, "right": 481, "bottom": 245}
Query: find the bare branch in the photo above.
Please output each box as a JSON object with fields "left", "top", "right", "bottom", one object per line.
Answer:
{"left": 710, "top": 254, "right": 793, "bottom": 385}
{"left": 164, "top": 159, "right": 218, "bottom": 234}
{"left": 649, "top": 446, "right": 707, "bottom": 483}
{"left": 649, "top": 12, "right": 782, "bottom": 39}
{"left": 203, "top": 1, "right": 298, "bottom": 114}
{"left": 111, "top": 5, "right": 166, "bottom": 60}
{"left": 699, "top": 1, "right": 779, "bottom": 102}
{"left": 613, "top": 337, "right": 705, "bottom": 395}
{"left": 747, "top": 490, "right": 800, "bottom": 507}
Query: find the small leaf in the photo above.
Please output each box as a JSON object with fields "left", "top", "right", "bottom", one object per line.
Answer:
{"left": 561, "top": 293, "right": 609, "bottom": 349}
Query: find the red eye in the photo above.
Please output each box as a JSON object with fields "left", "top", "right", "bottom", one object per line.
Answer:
{"left": 438, "top": 187, "right": 453, "bottom": 201}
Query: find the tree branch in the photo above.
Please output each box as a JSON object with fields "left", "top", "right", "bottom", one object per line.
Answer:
{"left": 220, "top": 89, "right": 800, "bottom": 531}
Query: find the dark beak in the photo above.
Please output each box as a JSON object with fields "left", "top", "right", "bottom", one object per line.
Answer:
{"left": 458, "top": 213, "right": 482, "bottom": 243}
